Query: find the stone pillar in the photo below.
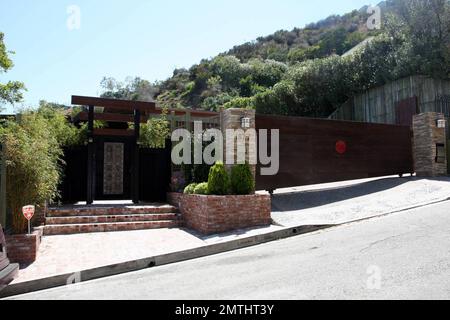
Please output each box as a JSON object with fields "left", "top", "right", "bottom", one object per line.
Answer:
{"left": 412, "top": 112, "right": 447, "bottom": 177}
{"left": 220, "top": 108, "right": 257, "bottom": 181}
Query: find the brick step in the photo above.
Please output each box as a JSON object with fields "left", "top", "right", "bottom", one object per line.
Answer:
{"left": 47, "top": 205, "right": 178, "bottom": 217}
{"left": 43, "top": 220, "right": 181, "bottom": 236}
{"left": 46, "top": 213, "right": 180, "bottom": 225}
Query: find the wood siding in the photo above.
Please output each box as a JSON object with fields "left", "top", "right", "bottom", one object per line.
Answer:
{"left": 255, "top": 115, "right": 414, "bottom": 191}
{"left": 329, "top": 76, "right": 450, "bottom": 124}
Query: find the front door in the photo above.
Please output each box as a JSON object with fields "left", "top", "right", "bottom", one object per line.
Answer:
{"left": 95, "top": 137, "right": 133, "bottom": 200}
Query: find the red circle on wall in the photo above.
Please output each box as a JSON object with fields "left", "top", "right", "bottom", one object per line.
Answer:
{"left": 336, "top": 140, "right": 347, "bottom": 154}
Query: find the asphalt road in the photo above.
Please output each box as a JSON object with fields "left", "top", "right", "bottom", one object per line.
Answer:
{"left": 8, "top": 201, "right": 450, "bottom": 300}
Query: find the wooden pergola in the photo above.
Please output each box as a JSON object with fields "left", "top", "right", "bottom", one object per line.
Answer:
{"left": 71, "top": 95, "right": 219, "bottom": 204}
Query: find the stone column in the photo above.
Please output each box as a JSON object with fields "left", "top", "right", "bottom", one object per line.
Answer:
{"left": 220, "top": 108, "right": 257, "bottom": 181}
{"left": 412, "top": 112, "right": 447, "bottom": 177}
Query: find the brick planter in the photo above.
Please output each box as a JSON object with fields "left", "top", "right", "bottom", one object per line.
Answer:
{"left": 179, "top": 193, "right": 272, "bottom": 235}
{"left": 5, "top": 228, "right": 43, "bottom": 265}
{"left": 167, "top": 192, "right": 184, "bottom": 208}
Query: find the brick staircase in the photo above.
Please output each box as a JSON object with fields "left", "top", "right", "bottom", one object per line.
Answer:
{"left": 44, "top": 203, "right": 181, "bottom": 235}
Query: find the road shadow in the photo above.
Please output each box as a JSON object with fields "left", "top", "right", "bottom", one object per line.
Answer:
{"left": 271, "top": 176, "right": 450, "bottom": 212}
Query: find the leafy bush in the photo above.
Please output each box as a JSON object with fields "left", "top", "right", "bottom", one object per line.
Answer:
{"left": 230, "top": 163, "right": 255, "bottom": 195}
{"left": 0, "top": 111, "right": 63, "bottom": 234}
{"left": 207, "top": 161, "right": 230, "bottom": 195}
{"left": 0, "top": 103, "right": 103, "bottom": 233}
{"left": 139, "top": 106, "right": 170, "bottom": 148}
{"left": 193, "top": 182, "right": 209, "bottom": 195}
{"left": 184, "top": 183, "right": 198, "bottom": 195}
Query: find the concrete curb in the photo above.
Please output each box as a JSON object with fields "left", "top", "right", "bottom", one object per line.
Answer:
{"left": 0, "top": 224, "right": 332, "bottom": 298}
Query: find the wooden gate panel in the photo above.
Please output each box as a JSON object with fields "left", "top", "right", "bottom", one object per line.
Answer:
{"left": 396, "top": 97, "right": 418, "bottom": 126}
{"left": 138, "top": 141, "right": 171, "bottom": 203}
{"left": 256, "top": 115, "right": 414, "bottom": 191}
{"left": 60, "top": 147, "right": 88, "bottom": 204}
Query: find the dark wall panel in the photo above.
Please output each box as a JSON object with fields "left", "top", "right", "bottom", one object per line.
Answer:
{"left": 256, "top": 115, "right": 414, "bottom": 191}
{"left": 60, "top": 147, "right": 88, "bottom": 204}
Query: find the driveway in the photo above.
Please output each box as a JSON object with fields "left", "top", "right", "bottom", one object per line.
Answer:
{"left": 271, "top": 176, "right": 450, "bottom": 227}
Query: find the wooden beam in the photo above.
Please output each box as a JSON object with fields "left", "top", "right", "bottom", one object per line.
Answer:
{"left": 93, "top": 129, "right": 135, "bottom": 137}
{"left": 151, "top": 108, "right": 219, "bottom": 118}
{"left": 72, "top": 95, "right": 156, "bottom": 112}
{"left": 76, "top": 112, "right": 148, "bottom": 123}
{"left": 74, "top": 108, "right": 219, "bottom": 124}
{"left": 86, "top": 105, "right": 95, "bottom": 205}
{"left": 132, "top": 110, "right": 141, "bottom": 204}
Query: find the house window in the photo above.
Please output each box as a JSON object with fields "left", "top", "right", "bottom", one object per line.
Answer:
{"left": 436, "top": 144, "right": 446, "bottom": 164}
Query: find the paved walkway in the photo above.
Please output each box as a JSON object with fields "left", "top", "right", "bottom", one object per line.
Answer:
{"left": 11, "top": 225, "right": 282, "bottom": 284}
{"left": 272, "top": 176, "right": 450, "bottom": 227}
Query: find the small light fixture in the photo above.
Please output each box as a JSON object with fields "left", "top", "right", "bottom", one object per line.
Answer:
{"left": 88, "top": 137, "right": 94, "bottom": 143}
{"left": 241, "top": 117, "right": 251, "bottom": 129}
{"left": 437, "top": 119, "right": 447, "bottom": 129}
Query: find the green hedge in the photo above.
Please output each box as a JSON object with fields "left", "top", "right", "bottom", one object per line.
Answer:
{"left": 184, "top": 183, "right": 198, "bottom": 195}
{"left": 207, "top": 162, "right": 230, "bottom": 195}
{"left": 193, "top": 182, "right": 209, "bottom": 195}
{"left": 231, "top": 163, "right": 255, "bottom": 195}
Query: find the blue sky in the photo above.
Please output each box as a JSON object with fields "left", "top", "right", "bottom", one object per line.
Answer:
{"left": 0, "top": 0, "right": 372, "bottom": 113}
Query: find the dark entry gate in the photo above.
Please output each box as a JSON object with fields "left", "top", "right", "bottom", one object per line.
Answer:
{"left": 256, "top": 114, "right": 414, "bottom": 191}
{"left": 139, "top": 142, "right": 172, "bottom": 203}
{"left": 60, "top": 142, "right": 171, "bottom": 204}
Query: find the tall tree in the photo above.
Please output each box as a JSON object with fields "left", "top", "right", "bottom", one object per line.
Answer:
{"left": 0, "top": 32, "right": 25, "bottom": 111}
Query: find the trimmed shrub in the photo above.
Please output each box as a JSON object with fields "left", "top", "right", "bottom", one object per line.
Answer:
{"left": 231, "top": 163, "right": 255, "bottom": 195}
{"left": 207, "top": 161, "right": 230, "bottom": 195}
{"left": 184, "top": 183, "right": 198, "bottom": 195}
{"left": 193, "top": 182, "right": 209, "bottom": 195}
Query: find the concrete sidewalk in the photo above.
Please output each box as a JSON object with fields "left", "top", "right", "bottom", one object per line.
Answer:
{"left": 272, "top": 176, "right": 450, "bottom": 227}
{"left": 10, "top": 225, "right": 283, "bottom": 285}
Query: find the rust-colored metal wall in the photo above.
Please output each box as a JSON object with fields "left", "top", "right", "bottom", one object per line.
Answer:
{"left": 256, "top": 114, "right": 414, "bottom": 191}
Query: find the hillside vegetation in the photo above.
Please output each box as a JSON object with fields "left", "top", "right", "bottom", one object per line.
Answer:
{"left": 101, "top": 0, "right": 450, "bottom": 118}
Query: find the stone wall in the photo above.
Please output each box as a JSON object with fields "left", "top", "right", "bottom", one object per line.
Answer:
{"left": 179, "top": 193, "right": 271, "bottom": 235}
{"left": 5, "top": 227, "right": 43, "bottom": 265}
{"left": 412, "top": 112, "right": 447, "bottom": 177}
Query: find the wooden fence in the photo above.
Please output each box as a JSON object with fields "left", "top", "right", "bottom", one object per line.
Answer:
{"left": 329, "top": 75, "right": 450, "bottom": 125}
{"left": 255, "top": 114, "right": 414, "bottom": 191}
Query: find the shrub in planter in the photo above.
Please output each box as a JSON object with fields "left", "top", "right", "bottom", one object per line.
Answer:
{"left": 207, "top": 161, "right": 230, "bottom": 195}
{"left": 184, "top": 183, "right": 198, "bottom": 194}
{"left": 193, "top": 182, "right": 209, "bottom": 195}
{"left": 231, "top": 163, "right": 255, "bottom": 195}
